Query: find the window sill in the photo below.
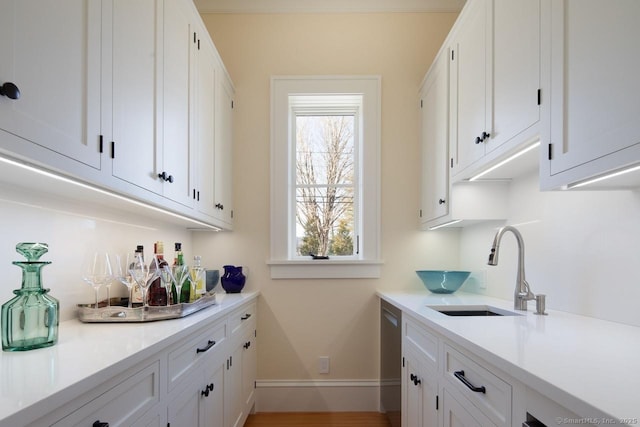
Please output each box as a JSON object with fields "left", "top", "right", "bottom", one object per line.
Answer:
{"left": 267, "top": 259, "right": 383, "bottom": 279}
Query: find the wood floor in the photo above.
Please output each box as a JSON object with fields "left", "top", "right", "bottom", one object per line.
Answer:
{"left": 243, "top": 412, "right": 392, "bottom": 427}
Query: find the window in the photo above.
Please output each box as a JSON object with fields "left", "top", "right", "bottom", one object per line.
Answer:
{"left": 269, "top": 76, "right": 381, "bottom": 279}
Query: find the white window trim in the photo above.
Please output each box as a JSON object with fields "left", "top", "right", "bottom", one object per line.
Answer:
{"left": 269, "top": 76, "right": 382, "bottom": 279}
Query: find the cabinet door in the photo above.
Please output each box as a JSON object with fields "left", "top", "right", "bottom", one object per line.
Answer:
{"left": 420, "top": 50, "right": 450, "bottom": 226}
{"left": 161, "top": 0, "right": 193, "bottom": 207}
{"left": 194, "top": 37, "right": 218, "bottom": 218}
{"left": 110, "top": 0, "right": 163, "bottom": 195}
{"left": 485, "top": 0, "right": 540, "bottom": 155}
{"left": 543, "top": 0, "right": 640, "bottom": 183}
{"left": 241, "top": 329, "right": 257, "bottom": 410}
{"left": 403, "top": 349, "right": 438, "bottom": 427}
{"left": 224, "top": 343, "right": 244, "bottom": 427}
{"left": 449, "top": 0, "right": 490, "bottom": 176}
{"left": 0, "top": 0, "right": 102, "bottom": 170}
{"left": 213, "top": 69, "right": 235, "bottom": 227}
{"left": 201, "top": 361, "right": 225, "bottom": 427}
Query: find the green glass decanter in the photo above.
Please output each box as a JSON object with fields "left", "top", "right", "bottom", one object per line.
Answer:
{"left": 1, "top": 242, "right": 59, "bottom": 351}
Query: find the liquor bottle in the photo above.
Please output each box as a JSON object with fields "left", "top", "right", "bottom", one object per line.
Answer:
{"left": 190, "top": 255, "right": 205, "bottom": 300}
{"left": 147, "top": 241, "right": 168, "bottom": 306}
{"left": 131, "top": 245, "right": 144, "bottom": 305}
{"left": 172, "top": 242, "right": 189, "bottom": 304}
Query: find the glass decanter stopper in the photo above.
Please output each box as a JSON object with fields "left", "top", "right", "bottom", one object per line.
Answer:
{"left": 1, "top": 243, "right": 59, "bottom": 351}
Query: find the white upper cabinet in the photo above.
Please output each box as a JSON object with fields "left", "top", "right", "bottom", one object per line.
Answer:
{"left": 540, "top": 0, "right": 640, "bottom": 190}
{"left": 420, "top": 50, "right": 451, "bottom": 227}
{"left": 193, "top": 33, "right": 218, "bottom": 218}
{"left": 213, "top": 67, "right": 235, "bottom": 228}
{"left": 110, "top": 0, "right": 194, "bottom": 208}
{"left": 0, "top": 0, "right": 102, "bottom": 172}
{"left": 448, "top": 0, "right": 490, "bottom": 177}
{"left": 449, "top": 0, "right": 541, "bottom": 181}
{"left": 109, "top": 0, "right": 163, "bottom": 196}
{"left": 161, "top": 0, "right": 194, "bottom": 207}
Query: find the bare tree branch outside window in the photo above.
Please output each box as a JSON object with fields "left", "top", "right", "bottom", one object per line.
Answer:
{"left": 295, "top": 115, "right": 355, "bottom": 257}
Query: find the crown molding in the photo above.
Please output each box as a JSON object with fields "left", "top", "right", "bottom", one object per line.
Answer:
{"left": 194, "top": 0, "right": 465, "bottom": 14}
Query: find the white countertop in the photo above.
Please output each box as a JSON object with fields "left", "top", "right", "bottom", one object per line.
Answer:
{"left": 378, "top": 291, "right": 640, "bottom": 424}
{"left": 0, "top": 291, "right": 259, "bottom": 427}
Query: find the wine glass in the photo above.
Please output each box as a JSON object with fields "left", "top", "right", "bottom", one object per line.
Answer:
{"left": 129, "top": 254, "right": 159, "bottom": 308}
{"left": 159, "top": 264, "right": 174, "bottom": 306}
{"left": 163, "top": 264, "right": 190, "bottom": 305}
{"left": 82, "top": 252, "right": 113, "bottom": 309}
{"left": 114, "top": 254, "right": 136, "bottom": 308}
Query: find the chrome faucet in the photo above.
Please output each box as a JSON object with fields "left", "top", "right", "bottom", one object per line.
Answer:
{"left": 487, "top": 225, "right": 535, "bottom": 311}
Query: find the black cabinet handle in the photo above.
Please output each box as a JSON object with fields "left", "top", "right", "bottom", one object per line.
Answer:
{"left": 481, "top": 131, "right": 491, "bottom": 141}
{"left": 454, "top": 370, "right": 486, "bottom": 393}
{"left": 241, "top": 314, "right": 251, "bottom": 320}
{"left": 158, "top": 171, "right": 174, "bottom": 183}
{"left": 438, "top": 198, "right": 446, "bottom": 205}
{"left": 93, "top": 421, "right": 109, "bottom": 427}
{"left": 215, "top": 203, "right": 224, "bottom": 210}
{"left": 196, "top": 340, "right": 216, "bottom": 353}
{"left": 0, "top": 82, "right": 20, "bottom": 100}
{"left": 410, "top": 373, "right": 421, "bottom": 386}
{"left": 243, "top": 340, "right": 251, "bottom": 349}
{"left": 475, "top": 136, "right": 482, "bottom": 144}
{"left": 201, "top": 383, "right": 215, "bottom": 397}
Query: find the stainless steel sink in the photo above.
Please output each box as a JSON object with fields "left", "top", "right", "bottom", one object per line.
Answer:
{"left": 427, "top": 305, "right": 521, "bottom": 317}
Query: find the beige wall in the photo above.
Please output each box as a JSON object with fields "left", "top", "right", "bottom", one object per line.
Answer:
{"left": 194, "top": 12, "right": 459, "bottom": 388}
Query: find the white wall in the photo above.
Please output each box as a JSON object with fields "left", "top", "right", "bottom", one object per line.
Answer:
{"left": 0, "top": 182, "right": 193, "bottom": 321}
{"left": 458, "top": 169, "right": 640, "bottom": 327}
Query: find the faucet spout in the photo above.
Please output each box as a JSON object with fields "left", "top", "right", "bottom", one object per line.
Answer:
{"left": 487, "top": 225, "right": 535, "bottom": 310}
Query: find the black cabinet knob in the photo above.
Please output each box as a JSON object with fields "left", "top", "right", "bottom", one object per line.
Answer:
{"left": 475, "top": 136, "right": 482, "bottom": 144}
{"left": 215, "top": 203, "right": 224, "bottom": 210}
{"left": 438, "top": 198, "right": 446, "bottom": 205}
{"left": 93, "top": 421, "right": 109, "bottom": 427}
{"left": 0, "top": 82, "right": 20, "bottom": 100}
{"left": 481, "top": 131, "right": 491, "bottom": 141}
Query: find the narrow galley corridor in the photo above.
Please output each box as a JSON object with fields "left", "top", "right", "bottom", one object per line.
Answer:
{"left": 243, "top": 412, "right": 392, "bottom": 426}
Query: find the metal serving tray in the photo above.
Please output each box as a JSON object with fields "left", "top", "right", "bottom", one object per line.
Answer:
{"left": 77, "top": 292, "right": 217, "bottom": 323}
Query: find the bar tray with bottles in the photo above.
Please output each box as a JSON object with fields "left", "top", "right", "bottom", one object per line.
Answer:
{"left": 77, "top": 292, "right": 217, "bottom": 323}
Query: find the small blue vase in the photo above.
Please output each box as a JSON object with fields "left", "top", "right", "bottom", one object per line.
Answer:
{"left": 221, "top": 265, "right": 246, "bottom": 293}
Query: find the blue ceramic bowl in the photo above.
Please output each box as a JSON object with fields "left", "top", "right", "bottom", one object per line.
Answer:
{"left": 416, "top": 270, "right": 471, "bottom": 294}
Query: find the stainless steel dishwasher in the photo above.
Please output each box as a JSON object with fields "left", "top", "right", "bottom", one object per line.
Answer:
{"left": 380, "top": 299, "right": 402, "bottom": 427}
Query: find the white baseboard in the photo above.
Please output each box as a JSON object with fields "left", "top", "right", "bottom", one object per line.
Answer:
{"left": 255, "top": 379, "right": 381, "bottom": 412}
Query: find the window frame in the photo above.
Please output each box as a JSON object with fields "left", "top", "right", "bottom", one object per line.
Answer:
{"left": 269, "top": 76, "right": 382, "bottom": 279}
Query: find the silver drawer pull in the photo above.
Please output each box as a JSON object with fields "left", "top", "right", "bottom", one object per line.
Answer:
{"left": 454, "top": 370, "right": 486, "bottom": 393}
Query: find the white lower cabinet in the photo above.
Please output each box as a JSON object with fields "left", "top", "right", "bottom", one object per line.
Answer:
{"left": 31, "top": 298, "right": 257, "bottom": 427}
{"left": 399, "top": 306, "right": 584, "bottom": 427}
{"left": 49, "top": 359, "right": 161, "bottom": 427}
{"left": 441, "top": 386, "right": 495, "bottom": 427}
{"left": 403, "top": 346, "right": 438, "bottom": 427}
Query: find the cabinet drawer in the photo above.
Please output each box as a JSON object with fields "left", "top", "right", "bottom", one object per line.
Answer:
{"left": 404, "top": 316, "right": 438, "bottom": 371}
{"left": 167, "top": 318, "right": 227, "bottom": 391}
{"left": 51, "top": 360, "right": 160, "bottom": 427}
{"left": 443, "top": 344, "right": 511, "bottom": 427}
{"left": 228, "top": 302, "right": 256, "bottom": 336}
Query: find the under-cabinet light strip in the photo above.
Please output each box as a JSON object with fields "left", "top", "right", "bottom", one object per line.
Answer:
{"left": 469, "top": 141, "right": 540, "bottom": 182}
{"left": 567, "top": 164, "right": 640, "bottom": 189}
{"left": 428, "top": 219, "right": 461, "bottom": 230}
{"left": 0, "top": 156, "right": 220, "bottom": 230}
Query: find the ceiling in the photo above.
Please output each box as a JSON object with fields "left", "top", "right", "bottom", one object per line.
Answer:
{"left": 194, "top": 0, "right": 466, "bottom": 14}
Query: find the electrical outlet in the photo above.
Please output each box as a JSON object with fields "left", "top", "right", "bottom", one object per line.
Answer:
{"left": 318, "top": 356, "right": 330, "bottom": 374}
